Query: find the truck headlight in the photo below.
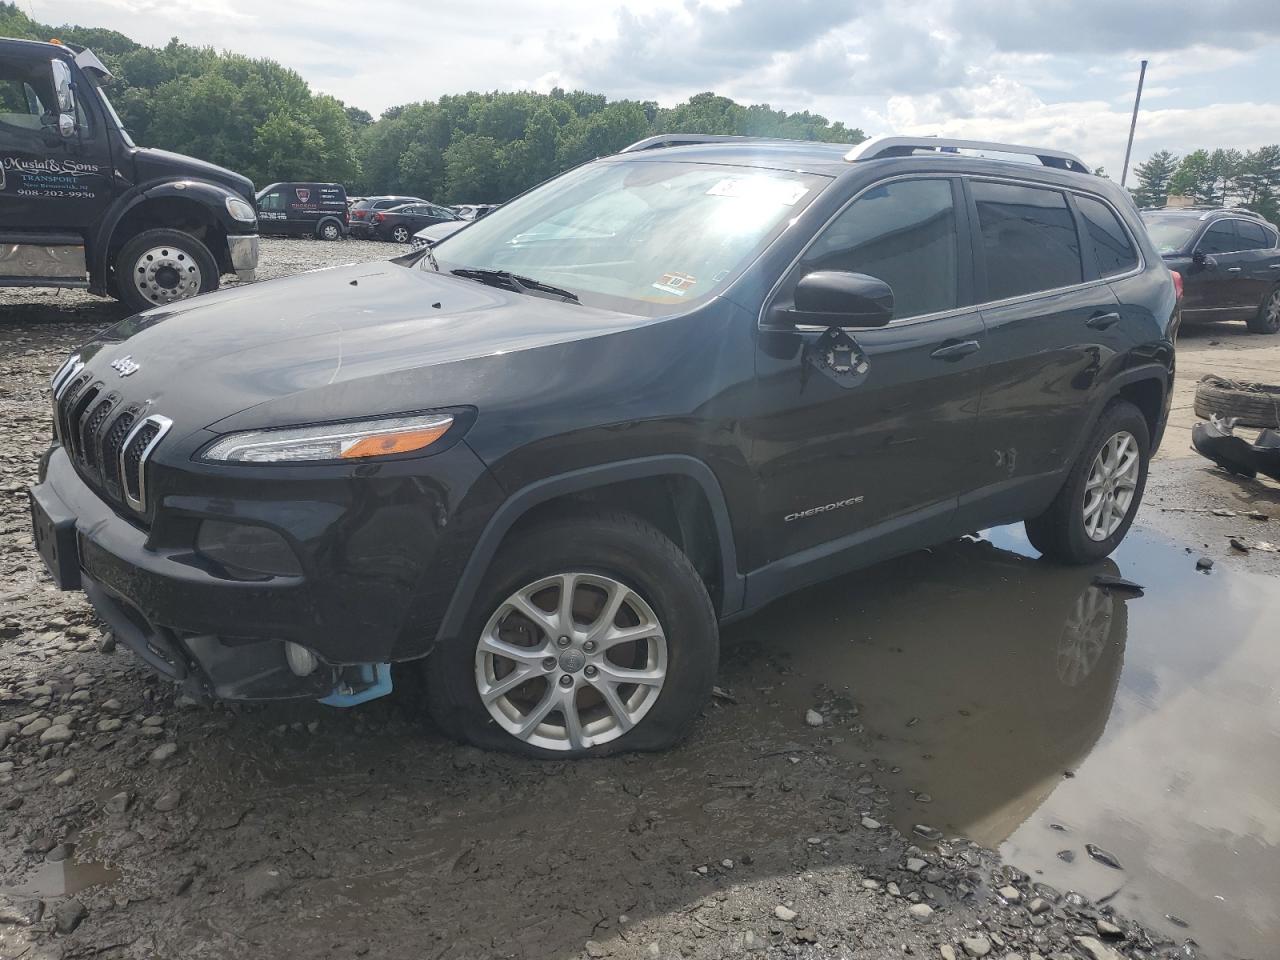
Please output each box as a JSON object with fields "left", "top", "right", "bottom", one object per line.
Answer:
{"left": 225, "top": 197, "right": 257, "bottom": 223}
{"left": 201, "top": 414, "right": 455, "bottom": 464}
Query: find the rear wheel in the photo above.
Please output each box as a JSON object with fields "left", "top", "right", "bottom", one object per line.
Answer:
{"left": 391, "top": 224, "right": 411, "bottom": 244}
{"left": 1025, "top": 400, "right": 1150, "bottom": 564}
{"left": 425, "top": 511, "right": 718, "bottom": 758}
{"left": 317, "top": 220, "right": 342, "bottom": 241}
{"left": 1246, "top": 285, "right": 1280, "bottom": 335}
{"left": 114, "top": 228, "right": 218, "bottom": 314}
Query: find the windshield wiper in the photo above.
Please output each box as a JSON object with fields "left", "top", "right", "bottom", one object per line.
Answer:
{"left": 450, "top": 267, "right": 579, "bottom": 304}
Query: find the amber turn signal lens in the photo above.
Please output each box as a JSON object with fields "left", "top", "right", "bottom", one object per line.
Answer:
{"left": 340, "top": 423, "right": 451, "bottom": 459}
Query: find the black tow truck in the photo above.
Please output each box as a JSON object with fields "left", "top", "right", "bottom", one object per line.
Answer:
{"left": 1, "top": 37, "right": 259, "bottom": 312}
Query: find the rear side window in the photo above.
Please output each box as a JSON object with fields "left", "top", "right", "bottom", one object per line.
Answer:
{"left": 1197, "top": 221, "right": 1241, "bottom": 255}
{"left": 1237, "top": 220, "right": 1271, "bottom": 250}
{"left": 1076, "top": 195, "right": 1139, "bottom": 277}
{"left": 800, "top": 178, "right": 959, "bottom": 321}
{"left": 973, "top": 181, "right": 1082, "bottom": 300}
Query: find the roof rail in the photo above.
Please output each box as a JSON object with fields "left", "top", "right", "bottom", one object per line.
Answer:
{"left": 1199, "top": 206, "right": 1266, "bottom": 221}
{"left": 845, "top": 136, "right": 1092, "bottom": 174}
{"left": 618, "top": 134, "right": 848, "bottom": 154}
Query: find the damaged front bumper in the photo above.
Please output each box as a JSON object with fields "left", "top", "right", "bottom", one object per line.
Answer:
{"left": 1191, "top": 417, "right": 1280, "bottom": 482}
{"left": 28, "top": 448, "right": 391, "bottom": 706}
{"left": 226, "top": 234, "right": 259, "bottom": 283}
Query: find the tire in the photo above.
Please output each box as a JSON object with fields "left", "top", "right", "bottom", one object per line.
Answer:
{"left": 391, "top": 224, "right": 411, "bottom": 244}
{"left": 1246, "top": 285, "right": 1280, "bottom": 335}
{"left": 425, "top": 510, "right": 718, "bottom": 758}
{"left": 114, "top": 228, "right": 219, "bottom": 314}
{"left": 1194, "top": 375, "right": 1280, "bottom": 429}
{"left": 317, "top": 220, "right": 342, "bottom": 241}
{"left": 1025, "top": 400, "right": 1150, "bottom": 564}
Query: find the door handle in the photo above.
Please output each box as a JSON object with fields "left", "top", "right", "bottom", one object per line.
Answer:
{"left": 929, "top": 339, "right": 981, "bottom": 361}
{"left": 1226, "top": 266, "right": 1243, "bottom": 273}
{"left": 1086, "top": 311, "right": 1121, "bottom": 330}
{"left": 1268, "top": 263, "right": 1280, "bottom": 269}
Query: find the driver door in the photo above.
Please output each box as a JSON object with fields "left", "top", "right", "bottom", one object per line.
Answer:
{"left": 748, "top": 176, "right": 986, "bottom": 586}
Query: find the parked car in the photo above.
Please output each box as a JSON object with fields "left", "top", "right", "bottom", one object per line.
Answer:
{"left": 348, "top": 195, "right": 427, "bottom": 238}
{"left": 256, "top": 182, "right": 348, "bottom": 240}
{"left": 453, "top": 203, "right": 500, "bottom": 221}
{"left": 1140, "top": 206, "right": 1280, "bottom": 334}
{"left": 30, "top": 135, "right": 1178, "bottom": 759}
{"left": 412, "top": 219, "right": 470, "bottom": 249}
{"left": 371, "top": 202, "right": 460, "bottom": 243}
{"left": 0, "top": 37, "right": 258, "bottom": 312}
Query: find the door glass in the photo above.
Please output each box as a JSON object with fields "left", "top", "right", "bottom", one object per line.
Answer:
{"left": 257, "top": 191, "right": 284, "bottom": 212}
{"left": 1075, "top": 194, "right": 1138, "bottom": 277}
{"left": 0, "top": 67, "right": 50, "bottom": 138}
{"left": 799, "top": 178, "right": 959, "bottom": 321}
{"left": 973, "top": 181, "right": 1082, "bottom": 300}
{"left": 1197, "top": 221, "right": 1242, "bottom": 255}
{"left": 1236, "top": 220, "right": 1269, "bottom": 251}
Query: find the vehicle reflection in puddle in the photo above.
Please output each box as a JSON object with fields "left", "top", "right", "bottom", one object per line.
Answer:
{"left": 730, "top": 525, "right": 1280, "bottom": 959}
{"left": 5, "top": 851, "right": 120, "bottom": 898}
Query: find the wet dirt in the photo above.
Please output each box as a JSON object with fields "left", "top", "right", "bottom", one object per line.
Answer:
{"left": 3, "top": 239, "right": 1279, "bottom": 959}
{"left": 736, "top": 525, "right": 1280, "bottom": 959}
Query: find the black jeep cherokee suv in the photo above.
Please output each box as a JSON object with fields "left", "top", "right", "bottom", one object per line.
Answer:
{"left": 1140, "top": 206, "right": 1280, "bottom": 334}
{"left": 30, "top": 135, "right": 1178, "bottom": 757}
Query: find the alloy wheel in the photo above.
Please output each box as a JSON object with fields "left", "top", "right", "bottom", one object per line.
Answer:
{"left": 1082, "top": 430, "right": 1140, "bottom": 541}
{"left": 1266, "top": 290, "right": 1280, "bottom": 331}
{"left": 132, "top": 246, "right": 202, "bottom": 304}
{"left": 1056, "top": 584, "right": 1112, "bottom": 686}
{"left": 474, "top": 572, "right": 667, "bottom": 751}
{"left": 393, "top": 226, "right": 409, "bottom": 243}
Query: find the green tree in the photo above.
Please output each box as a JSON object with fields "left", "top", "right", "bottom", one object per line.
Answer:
{"left": 1131, "top": 150, "right": 1177, "bottom": 207}
{"left": 1236, "top": 145, "right": 1280, "bottom": 223}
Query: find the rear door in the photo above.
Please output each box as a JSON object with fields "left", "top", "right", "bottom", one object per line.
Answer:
{"left": 964, "top": 179, "right": 1129, "bottom": 526}
{"left": 1234, "top": 219, "right": 1280, "bottom": 310}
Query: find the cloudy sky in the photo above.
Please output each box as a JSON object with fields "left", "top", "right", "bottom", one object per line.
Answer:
{"left": 35, "top": 0, "right": 1280, "bottom": 176}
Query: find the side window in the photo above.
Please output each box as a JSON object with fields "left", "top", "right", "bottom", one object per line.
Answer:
{"left": 972, "top": 181, "right": 1082, "bottom": 300}
{"left": 1075, "top": 194, "right": 1139, "bottom": 277}
{"left": 1197, "top": 221, "right": 1242, "bottom": 255}
{"left": 799, "top": 178, "right": 959, "bottom": 321}
{"left": 1237, "top": 220, "right": 1270, "bottom": 251}
{"left": 257, "top": 191, "right": 284, "bottom": 212}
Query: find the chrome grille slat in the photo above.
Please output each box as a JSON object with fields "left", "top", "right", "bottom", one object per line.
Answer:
{"left": 56, "top": 373, "right": 91, "bottom": 445}
{"left": 81, "top": 395, "right": 116, "bottom": 472}
{"left": 66, "top": 383, "right": 101, "bottom": 464}
{"left": 101, "top": 407, "right": 139, "bottom": 498}
{"left": 119, "top": 415, "right": 172, "bottom": 513}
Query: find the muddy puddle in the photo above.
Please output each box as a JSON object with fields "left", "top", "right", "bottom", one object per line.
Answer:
{"left": 732, "top": 524, "right": 1280, "bottom": 959}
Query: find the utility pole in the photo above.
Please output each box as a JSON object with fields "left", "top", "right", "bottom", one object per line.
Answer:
{"left": 1120, "top": 60, "right": 1148, "bottom": 187}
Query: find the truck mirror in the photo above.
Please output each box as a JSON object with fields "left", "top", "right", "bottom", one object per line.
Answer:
{"left": 51, "top": 59, "right": 77, "bottom": 125}
{"left": 58, "top": 113, "right": 76, "bottom": 137}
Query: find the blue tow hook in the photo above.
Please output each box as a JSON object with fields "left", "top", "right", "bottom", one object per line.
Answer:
{"left": 319, "top": 663, "right": 392, "bottom": 707}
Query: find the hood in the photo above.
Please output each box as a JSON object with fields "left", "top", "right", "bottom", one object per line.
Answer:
{"left": 76, "top": 261, "right": 652, "bottom": 438}
{"left": 132, "top": 147, "right": 255, "bottom": 203}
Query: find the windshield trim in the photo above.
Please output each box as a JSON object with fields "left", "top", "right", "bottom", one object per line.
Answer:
{"left": 88, "top": 75, "right": 134, "bottom": 148}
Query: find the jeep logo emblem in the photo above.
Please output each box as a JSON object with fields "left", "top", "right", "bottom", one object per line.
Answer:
{"left": 110, "top": 355, "right": 140, "bottom": 377}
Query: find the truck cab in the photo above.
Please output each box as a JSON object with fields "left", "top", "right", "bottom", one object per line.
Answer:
{"left": 0, "top": 37, "right": 259, "bottom": 312}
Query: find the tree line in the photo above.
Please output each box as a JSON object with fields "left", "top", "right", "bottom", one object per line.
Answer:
{"left": 0, "top": 4, "right": 862, "bottom": 202}
{"left": 4, "top": 4, "right": 1275, "bottom": 221}
{"left": 1132, "top": 146, "right": 1280, "bottom": 222}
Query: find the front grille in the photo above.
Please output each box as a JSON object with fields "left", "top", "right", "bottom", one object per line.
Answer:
{"left": 51, "top": 367, "right": 172, "bottom": 516}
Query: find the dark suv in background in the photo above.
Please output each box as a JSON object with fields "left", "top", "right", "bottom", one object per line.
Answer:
{"left": 348, "top": 195, "right": 427, "bottom": 238}
{"left": 1141, "top": 206, "right": 1280, "bottom": 334}
{"left": 30, "top": 135, "right": 1177, "bottom": 758}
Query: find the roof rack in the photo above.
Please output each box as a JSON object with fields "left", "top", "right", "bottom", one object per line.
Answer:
{"left": 618, "top": 134, "right": 848, "bottom": 154}
{"left": 845, "top": 136, "right": 1092, "bottom": 174}
{"left": 1199, "top": 206, "right": 1266, "bottom": 221}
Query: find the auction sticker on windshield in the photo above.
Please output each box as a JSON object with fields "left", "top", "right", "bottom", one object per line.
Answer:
{"left": 706, "top": 176, "right": 809, "bottom": 206}
{"left": 652, "top": 271, "right": 697, "bottom": 297}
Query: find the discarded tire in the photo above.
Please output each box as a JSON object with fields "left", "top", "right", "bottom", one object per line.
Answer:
{"left": 1193, "top": 375, "right": 1280, "bottom": 429}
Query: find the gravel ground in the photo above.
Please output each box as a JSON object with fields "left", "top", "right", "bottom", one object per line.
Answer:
{"left": 0, "top": 238, "right": 1273, "bottom": 960}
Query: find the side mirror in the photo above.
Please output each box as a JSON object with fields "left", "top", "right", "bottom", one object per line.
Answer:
{"left": 1192, "top": 251, "right": 1216, "bottom": 271}
{"left": 784, "top": 271, "right": 894, "bottom": 328}
{"left": 50, "top": 59, "right": 77, "bottom": 138}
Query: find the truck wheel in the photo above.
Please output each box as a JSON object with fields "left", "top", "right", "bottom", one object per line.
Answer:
{"left": 317, "top": 220, "right": 342, "bottom": 241}
{"left": 392, "top": 225, "right": 411, "bottom": 244}
{"left": 115, "top": 229, "right": 218, "bottom": 313}
{"left": 1025, "top": 400, "right": 1150, "bottom": 564}
{"left": 1246, "top": 285, "right": 1280, "bottom": 335}
{"left": 425, "top": 510, "right": 718, "bottom": 758}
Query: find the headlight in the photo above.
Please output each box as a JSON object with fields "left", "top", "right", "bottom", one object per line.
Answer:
{"left": 225, "top": 197, "right": 257, "bottom": 223}
{"left": 202, "top": 414, "right": 454, "bottom": 464}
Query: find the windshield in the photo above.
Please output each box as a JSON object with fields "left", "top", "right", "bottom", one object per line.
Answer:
{"left": 426, "top": 159, "right": 829, "bottom": 316}
{"left": 88, "top": 76, "right": 134, "bottom": 148}
{"left": 1140, "top": 214, "right": 1200, "bottom": 256}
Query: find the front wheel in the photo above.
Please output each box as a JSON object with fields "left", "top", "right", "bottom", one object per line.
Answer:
{"left": 1246, "top": 285, "right": 1280, "bottom": 335}
{"left": 114, "top": 228, "right": 219, "bottom": 313}
{"left": 425, "top": 511, "right": 718, "bottom": 758}
{"left": 1025, "top": 400, "right": 1151, "bottom": 564}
